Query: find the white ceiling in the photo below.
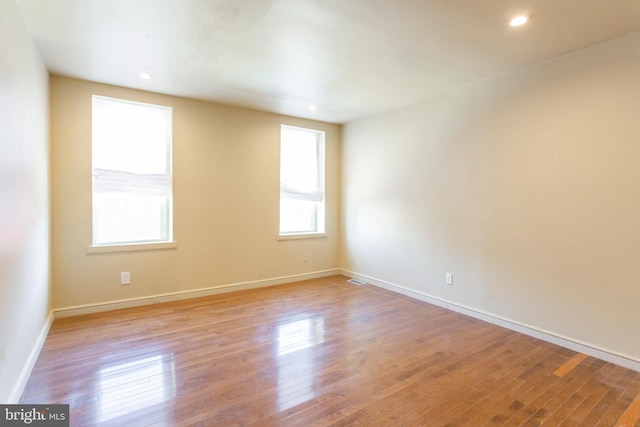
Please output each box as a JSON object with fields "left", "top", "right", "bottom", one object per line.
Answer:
{"left": 17, "top": 0, "right": 640, "bottom": 123}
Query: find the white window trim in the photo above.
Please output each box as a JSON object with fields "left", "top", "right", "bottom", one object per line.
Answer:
{"left": 277, "top": 233, "right": 327, "bottom": 241}
{"left": 87, "top": 241, "right": 178, "bottom": 255}
{"left": 279, "top": 125, "right": 326, "bottom": 237}
{"left": 91, "top": 95, "right": 174, "bottom": 247}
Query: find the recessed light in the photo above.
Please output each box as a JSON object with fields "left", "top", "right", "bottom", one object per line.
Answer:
{"left": 510, "top": 15, "right": 529, "bottom": 27}
{"left": 308, "top": 104, "right": 317, "bottom": 111}
{"left": 139, "top": 72, "right": 152, "bottom": 80}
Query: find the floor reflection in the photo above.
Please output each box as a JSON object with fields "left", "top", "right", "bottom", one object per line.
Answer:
{"left": 277, "top": 316, "right": 325, "bottom": 356}
{"left": 98, "top": 353, "right": 176, "bottom": 422}
{"left": 276, "top": 316, "right": 325, "bottom": 411}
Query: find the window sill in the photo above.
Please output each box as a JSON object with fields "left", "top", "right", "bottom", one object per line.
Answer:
{"left": 277, "top": 233, "right": 327, "bottom": 241}
{"left": 86, "top": 241, "right": 178, "bottom": 254}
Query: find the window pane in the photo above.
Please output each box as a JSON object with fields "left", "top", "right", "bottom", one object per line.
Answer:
{"left": 279, "top": 125, "right": 325, "bottom": 235}
{"left": 93, "top": 97, "right": 171, "bottom": 174}
{"left": 281, "top": 127, "right": 318, "bottom": 191}
{"left": 93, "top": 194, "right": 170, "bottom": 245}
{"left": 280, "top": 199, "right": 317, "bottom": 234}
{"left": 92, "top": 96, "right": 173, "bottom": 245}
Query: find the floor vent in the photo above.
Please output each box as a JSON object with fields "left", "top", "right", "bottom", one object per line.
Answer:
{"left": 347, "top": 279, "right": 366, "bottom": 286}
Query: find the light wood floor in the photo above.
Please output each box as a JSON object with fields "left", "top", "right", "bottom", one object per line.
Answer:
{"left": 21, "top": 275, "right": 640, "bottom": 426}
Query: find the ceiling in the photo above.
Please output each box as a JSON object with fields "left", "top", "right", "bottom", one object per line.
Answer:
{"left": 16, "top": 0, "right": 640, "bottom": 124}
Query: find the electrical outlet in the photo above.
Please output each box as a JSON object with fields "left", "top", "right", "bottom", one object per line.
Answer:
{"left": 304, "top": 252, "right": 310, "bottom": 263}
{"left": 120, "top": 271, "right": 131, "bottom": 285}
{"left": 445, "top": 273, "right": 453, "bottom": 285}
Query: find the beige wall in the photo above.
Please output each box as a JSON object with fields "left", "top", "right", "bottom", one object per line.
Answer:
{"left": 51, "top": 76, "right": 340, "bottom": 309}
{"left": 0, "top": 0, "right": 51, "bottom": 402}
{"left": 341, "top": 32, "right": 640, "bottom": 361}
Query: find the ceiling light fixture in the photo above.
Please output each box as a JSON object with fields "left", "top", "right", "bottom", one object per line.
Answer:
{"left": 139, "top": 72, "right": 152, "bottom": 80}
{"left": 308, "top": 104, "right": 317, "bottom": 111}
{"left": 510, "top": 15, "right": 529, "bottom": 27}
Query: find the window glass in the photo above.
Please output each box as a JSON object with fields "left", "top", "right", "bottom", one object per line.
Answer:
{"left": 279, "top": 126, "right": 325, "bottom": 235}
{"left": 92, "top": 96, "right": 173, "bottom": 245}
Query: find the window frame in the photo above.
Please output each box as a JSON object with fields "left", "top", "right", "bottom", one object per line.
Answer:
{"left": 278, "top": 125, "right": 326, "bottom": 239}
{"left": 89, "top": 95, "right": 175, "bottom": 251}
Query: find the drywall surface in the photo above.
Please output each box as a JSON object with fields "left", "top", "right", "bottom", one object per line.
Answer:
{"left": 0, "top": 0, "right": 51, "bottom": 402}
{"left": 341, "top": 32, "right": 640, "bottom": 361}
{"left": 50, "top": 76, "right": 340, "bottom": 308}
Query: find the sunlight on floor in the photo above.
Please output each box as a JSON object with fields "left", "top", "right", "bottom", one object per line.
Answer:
{"left": 98, "top": 353, "right": 176, "bottom": 422}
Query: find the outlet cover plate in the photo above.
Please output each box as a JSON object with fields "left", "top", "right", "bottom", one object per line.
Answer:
{"left": 120, "top": 271, "right": 131, "bottom": 285}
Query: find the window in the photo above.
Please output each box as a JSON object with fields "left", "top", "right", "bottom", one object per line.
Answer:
{"left": 279, "top": 125, "right": 325, "bottom": 235}
{"left": 92, "top": 96, "right": 173, "bottom": 246}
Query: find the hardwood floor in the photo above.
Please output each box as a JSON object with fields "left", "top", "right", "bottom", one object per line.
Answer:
{"left": 21, "top": 275, "right": 640, "bottom": 426}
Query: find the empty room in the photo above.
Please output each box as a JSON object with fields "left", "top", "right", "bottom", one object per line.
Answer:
{"left": 2, "top": 0, "right": 640, "bottom": 425}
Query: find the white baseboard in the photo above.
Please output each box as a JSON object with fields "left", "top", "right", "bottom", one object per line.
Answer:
{"left": 54, "top": 269, "right": 340, "bottom": 318}
{"left": 9, "top": 311, "right": 54, "bottom": 403}
{"left": 340, "top": 269, "right": 640, "bottom": 373}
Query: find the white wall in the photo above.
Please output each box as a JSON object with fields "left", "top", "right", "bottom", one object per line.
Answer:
{"left": 0, "top": 0, "right": 51, "bottom": 402}
{"left": 51, "top": 77, "right": 341, "bottom": 310}
{"left": 341, "top": 32, "right": 640, "bottom": 362}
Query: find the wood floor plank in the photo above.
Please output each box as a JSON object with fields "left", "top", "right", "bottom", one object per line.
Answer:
{"left": 19, "top": 275, "right": 640, "bottom": 426}
{"left": 597, "top": 371, "right": 640, "bottom": 426}
{"left": 540, "top": 360, "right": 616, "bottom": 426}
{"left": 554, "top": 352, "right": 589, "bottom": 378}
{"left": 580, "top": 367, "right": 637, "bottom": 426}
{"left": 615, "top": 391, "right": 640, "bottom": 427}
